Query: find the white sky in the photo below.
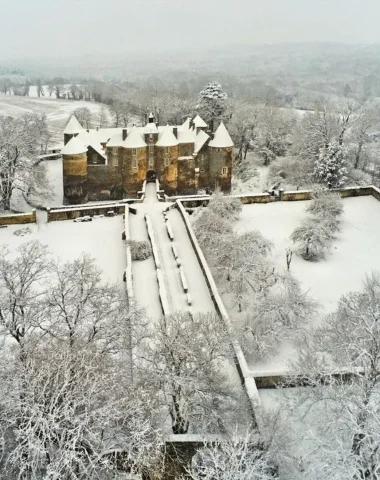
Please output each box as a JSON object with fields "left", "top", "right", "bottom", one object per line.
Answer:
{"left": 0, "top": 0, "right": 378, "bottom": 61}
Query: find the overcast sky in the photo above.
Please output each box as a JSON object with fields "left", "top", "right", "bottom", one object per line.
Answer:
{"left": 1, "top": 0, "right": 378, "bottom": 61}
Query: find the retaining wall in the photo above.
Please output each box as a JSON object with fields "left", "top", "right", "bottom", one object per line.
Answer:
{"left": 123, "top": 206, "right": 134, "bottom": 306}
{"left": 0, "top": 210, "right": 36, "bottom": 226}
{"left": 47, "top": 204, "right": 125, "bottom": 222}
{"left": 176, "top": 200, "right": 261, "bottom": 423}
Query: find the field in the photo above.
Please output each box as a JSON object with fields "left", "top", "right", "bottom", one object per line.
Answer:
{"left": 231, "top": 195, "right": 380, "bottom": 372}
{"left": 0, "top": 93, "right": 105, "bottom": 144}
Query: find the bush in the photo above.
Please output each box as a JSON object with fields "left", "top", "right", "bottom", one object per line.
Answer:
{"left": 127, "top": 240, "right": 151, "bottom": 261}
{"left": 208, "top": 190, "right": 242, "bottom": 220}
{"left": 291, "top": 218, "right": 333, "bottom": 261}
{"left": 306, "top": 189, "right": 344, "bottom": 218}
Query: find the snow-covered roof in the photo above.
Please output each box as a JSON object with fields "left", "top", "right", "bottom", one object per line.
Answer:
{"left": 144, "top": 122, "right": 158, "bottom": 134}
{"left": 181, "top": 118, "right": 191, "bottom": 130}
{"left": 177, "top": 126, "right": 196, "bottom": 144}
{"left": 64, "top": 115, "right": 84, "bottom": 135}
{"left": 106, "top": 131, "right": 124, "bottom": 147}
{"left": 193, "top": 114, "right": 208, "bottom": 128}
{"left": 208, "top": 122, "right": 234, "bottom": 148}
{"left": 61, "top": 136, "right": 87, "bottom": 155}
{"left": 156, "top": 125, "right": 179, "bottom": 147}
{"left": 123, "top": 126, "right": 147, "bottom": 148}
{"left": 194, "top": 129, "right": 210, "bottom": 153}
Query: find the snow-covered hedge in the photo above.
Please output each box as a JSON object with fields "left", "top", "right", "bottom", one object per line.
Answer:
{"left": 166, "top": 220, "right": 174, "bottom": 241}
{"left": 156, "top": 269, "right": 170, "bottom": 316}
{"left": 123, "top": 206, "right": 134, "bottom": 306}
{"left": 179, "top": 266, "right": 188, "bottom": 293}
{"left": 127, "top": 240, "right": 151, "bottom": 261}
{"left": 144, "top": 214, "right": 161, "bottom": 269}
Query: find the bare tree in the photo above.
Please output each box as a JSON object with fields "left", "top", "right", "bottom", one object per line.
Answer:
{"left": 73, "top": 107, "right": 92, "bottom": 129}
{"left": 279, "top": 272, "right": 380, "bottom": 479}
{"left": 135, "top": 311, "right": 239, "bottom": 435}
{"left": 185, "top": 433, "right": 278, "bottom": 479}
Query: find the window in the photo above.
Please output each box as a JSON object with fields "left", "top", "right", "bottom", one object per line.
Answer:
{"left": 149, "top": 156, "right": 154, "bottom": 168}
{"left": 113, "top": 154, "right": 118, "bottom": 167}
{"left": 200, "top": 167, "right": 205, "bottom": 173}
{"left": 132, "top": 157, "right": 138, "bottom": 169}
{"left": 199, "top": 154, "right": 205, "bottom": 164}
{"left": 164, "top": 147, "right": 169, "bottom": 154}
{"left": 174, "top": 169, "right": 178, "bottom": 179}
{"left": 164, "top": 156, "right": 169, "bottom": 167}
{"left": 132, "top": 148, "right": 137, "bottom": 156}
{"left": 222, "top": 167, "right": 228, "bottom": 175}
{"left": 149, "top": 134, "right": 153, "bottom": 142}
{"left": 93, "top": 153, "right": 99, "bottom": 164}
{"left": 149, "top": 145, "right": 154, "bottom": 154}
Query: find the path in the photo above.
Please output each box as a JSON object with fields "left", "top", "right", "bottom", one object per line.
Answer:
{"left": 131, "top": 182, "right": 214, "bottom": 317}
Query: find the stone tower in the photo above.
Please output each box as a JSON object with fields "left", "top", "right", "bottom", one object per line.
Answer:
{"left": 61, "top": 136, "right": 88, "bottom": 204}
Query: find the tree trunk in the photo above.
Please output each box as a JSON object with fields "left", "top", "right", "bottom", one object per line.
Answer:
{"left": 354, "top": 141, "right": 363, "bottom": 170}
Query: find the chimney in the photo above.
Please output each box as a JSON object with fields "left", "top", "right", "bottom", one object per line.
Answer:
{"left": 148, "top": 112, "right": 154, "bottom": 124}
{"left": 173, "top": 127, "right": 178, "bottom": 138}
{"left": 122, "top": 128, "right": 127, "bottom": 141}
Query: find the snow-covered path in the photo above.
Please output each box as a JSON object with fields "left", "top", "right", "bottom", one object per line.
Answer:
{"left": 131, "top": 182, "right": 214, "bottom": 317}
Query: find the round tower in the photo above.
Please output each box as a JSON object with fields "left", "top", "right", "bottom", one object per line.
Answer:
{"left": 61, "top": 136, "right": 88, "bottom": 204}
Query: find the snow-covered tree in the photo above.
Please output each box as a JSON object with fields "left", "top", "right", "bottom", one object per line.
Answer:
{"left": 279, "top": 272, "right": 380, "bottom": 479}
{"left": 196, "top": 81, "right": 229, "bottom": 132}
{"left": 0, "top": 114, "right": 50, "bottom": 210}
{"left": 135, "top": 311, "right": 239, "bottom": 435}
{"left": 207, "top": 189, "right": 242, "bottom": 220}
{"left": 0, "top": 342, "right": 162, "bottom": 479}
{"left": 306, "top": 189, "right": 344, "bottom": 219}
{"left": 0, "top": 240, "right": 51, "bottom": 352}
{"left": 314, "top": 141, "right": 348, "bottom": 188}
{"left": 186, "top": 433, "right": 278, "bottom": 480}
{"left": 291, "top": 217, "right": 334, "bottom": 260}
{"left": 73, "top": 107, "right": 92, "bottom": 129}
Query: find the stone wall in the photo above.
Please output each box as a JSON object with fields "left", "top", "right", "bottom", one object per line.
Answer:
{"left": 0, "top": 210, "right": 36, "bottom": 226}
{"left": 47, "top": 204, "right": 125, "bottom": 222}
{"left": 157, "top": 145, "right": 179, "bottom": 194}
{"left": 179, "top": 192, "right": 271, "bottom": 208}
{"left": 372, "top": 185, "right": 380, "bottom": 201}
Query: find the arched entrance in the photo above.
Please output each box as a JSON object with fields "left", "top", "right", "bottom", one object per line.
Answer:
{"left": 146, "top": 170, "right": 157, "bottom": 183}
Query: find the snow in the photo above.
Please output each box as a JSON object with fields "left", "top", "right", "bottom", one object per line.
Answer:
{"left": 177, "top": 126, "right": 196, "bottom": 144}
{"left": 123, "top": 125, "right": 147, "bottom": 148}
{"left": 194, "top": 129, "right": 210, "bottom": 154}
{"left": 63, "top": 115, "right": 84, "bottom": 134}
{"left": 208, "top": 122, "right": 234, "bottom": 148}
{"left": 61, "top": 135, "right": 87, "bottom": 155}
{"left": 192, "top": 114, "right": 208, "bottom": 128}
{"left": 233, "top": 195, "right": 380, "bottom": 372}
{"left": 156, "top": 125, "right": 178, "bottom": 147}
{"left": 0, "top": 216, "right": 126, "bottom": 285}
{"left": 0, "top": 93, "right": 106, "bottom": 144}
{"left": 143, "top": 122, "right": 158, "bottom": 134}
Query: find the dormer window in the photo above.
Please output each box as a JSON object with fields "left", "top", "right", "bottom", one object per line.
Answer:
{"left": 222, "top": 167, "right": 228, "bottom": 175}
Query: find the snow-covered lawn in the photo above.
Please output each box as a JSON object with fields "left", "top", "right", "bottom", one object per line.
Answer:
{"left": 232, "top": 195, "right": 380, "bottom": 371}
{"left": 0, "top": 216, "right": 125, "bottom": 284}
{"left": 0, "top": 93, "right": 105, "bottom": 143}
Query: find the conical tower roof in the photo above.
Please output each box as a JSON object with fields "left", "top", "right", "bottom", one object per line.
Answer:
{"left": 193, "top": 114, "right": 208, "bottom": 128}
{"left": 61, "top": 135, "right": 87, "bottom": 155}
{"left": 156, "top": 125, "right": 179, "bottom": 147}
{"left": 208, "top": 122, "right": 234, "bottom": 148}
{"left": 64, "top": 115, "right": 84, "bottom": 135}
{"left": 123, "top": 125, "right": 147, "bottom": 148}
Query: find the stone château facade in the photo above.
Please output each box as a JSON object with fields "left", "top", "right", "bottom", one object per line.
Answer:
{"left": 61, "top": 113, "right": 234, "bottom": 204}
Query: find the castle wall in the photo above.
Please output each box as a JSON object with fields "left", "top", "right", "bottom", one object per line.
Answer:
{"left": 178, "top": 157, "right": 196, "bottom": 195}
{"left": 123, "top": 147, "right": 147, "bottom": 195}
{"left": 208, "top": 147, "right": 232, "bottom": 193}
{"left": 156, "top": 145, "right": 178, "bottom": 194}
{"left": 62, "top": 152, "right": 88, "bottom": 204}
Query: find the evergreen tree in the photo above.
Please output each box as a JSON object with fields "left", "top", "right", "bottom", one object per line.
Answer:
{"left": 314, "top": 141, "right": 348, "bottom": 188}
{"left": 195, "top": 81, "right": 228, "bottom": 132}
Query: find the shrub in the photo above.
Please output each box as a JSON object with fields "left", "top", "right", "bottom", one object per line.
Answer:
{"left": 306, "top": 189, "right": 344, "bottom": 218}
{"left": 208, "top": 190, "right": 242, "bottom": 220}
{"left": 127, "top": 240, "right": 151, "bottom": 261}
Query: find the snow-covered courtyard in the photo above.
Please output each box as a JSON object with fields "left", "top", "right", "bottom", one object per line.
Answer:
{"left": 0, "top": 216, "right": 125, "bottom": 284}
{"left": 232, "top": 195, "right": 380, "bottom": 372}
